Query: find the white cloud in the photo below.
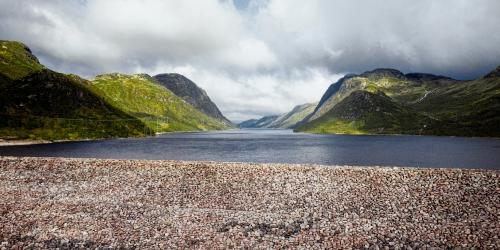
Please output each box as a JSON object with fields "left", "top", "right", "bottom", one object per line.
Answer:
{"left": 214, "top": 38, "right": 277, "bottom": 72}
{"left": 1, "top": 0, "right": 499, "bottom": 121}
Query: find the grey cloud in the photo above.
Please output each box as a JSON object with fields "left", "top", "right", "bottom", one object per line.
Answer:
{"left": 251, "top": 0, "right": 500, "bottom": 79}
{"left": 0, "top": 0, "right": 499, "bottom": 121}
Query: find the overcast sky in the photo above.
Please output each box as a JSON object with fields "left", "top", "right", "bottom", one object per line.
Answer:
{"left": 1, "top": 0, "right": 499, "bottom": 122}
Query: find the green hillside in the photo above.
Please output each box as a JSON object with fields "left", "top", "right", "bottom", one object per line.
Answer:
{"left": 0, "top": 41, "right": 149, "bottom": 140}
{"left": 0, "top": 40, "right": 231, "bottom": 141}
{"left": 90, "top": 74, "right": 230, "bottom": 132}
{"left": 296, "top": 68, "right": 500, "bottom": 137}
{"left": 410, "top": 76, "right": 500, "bottom": 136}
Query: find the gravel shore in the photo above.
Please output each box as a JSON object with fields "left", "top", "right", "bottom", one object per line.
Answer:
{"left": 0, "top": 157, "right": 498, "bottom": 249}
{"left": 0, "top": 140, "right": 52, "bottom": 146}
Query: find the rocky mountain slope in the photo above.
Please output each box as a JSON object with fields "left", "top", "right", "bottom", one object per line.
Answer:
{"left": 154, "top": 73, "right": 233, "bottom": 126}
{"left": 0, "top": 41, "right": 149, "bottom": 140}
{"left": 296, "top": 67, "right": 500, "bottom": 137}
{"left": 238, "top": 103, "right": 317, "bottom": 129}
{"left": 90, "top": 74, "right": 231, "bottom": 132}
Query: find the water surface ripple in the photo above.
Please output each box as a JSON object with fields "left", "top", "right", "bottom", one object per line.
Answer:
{"left": 1, "top": 129, "right": 499, "bottom": 169}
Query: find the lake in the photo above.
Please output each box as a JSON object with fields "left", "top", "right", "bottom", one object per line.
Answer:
{"left": 0, "top": 129, "right": 499, "bottom": 169}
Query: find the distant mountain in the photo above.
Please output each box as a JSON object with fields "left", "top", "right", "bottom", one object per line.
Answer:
{"left": 153, "top": 73, "right": 233, "bottom": 127}
{"left": 237, "top": 119, "right": 259, "bottom": 128}
{"left": 0, "top": 40, "right": 148, "bottom": 140}
{"left": 268, "top": 103, "right": 317, "bottom": 129}
{"left": 238, "top": 103, "right": 317, "bottom": 129}
{"left": 239, "top": 115, "right": 279, "bottom": 128}
{"left": 296, "top": 66, "right": 500, "bottom": 137}
{"left": 90, "top": 73, "right": 231, "bottom": 132}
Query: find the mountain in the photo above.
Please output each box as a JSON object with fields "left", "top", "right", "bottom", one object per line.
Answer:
{"left": 153, "top": 73, "right": 233, "bottom": 126}
{"left": 297, "top": 91, "right": 431, "bottom": 134}
{"left": 296, "top": 67, "right": 500, "bottom": 137}
{"left": 238, "top": 115, "right": 279, "bottom": 128}
{"left": 268, "top": 103, "right": 317, "bottom": 129}
{"left": 307, "top": 68, "right": 456, "bottom": 121}
{"left": 238, "top": 103, "right": 317, "bottom": 129}
{"left": 0, "top": 40, "right": 149, "bottom": 140}
{"left": 0, "top": 40, "right": 232, "bottom": 140}
{"left": 90, "top": 73, "right": 231, "bottom": 132}
{"left": 237, "top": 119, "right": 259, "bottom": 128}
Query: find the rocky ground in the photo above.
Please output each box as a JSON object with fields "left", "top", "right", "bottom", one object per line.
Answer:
{"left": 0, "top": 157, "right": 498, "bottom": 249}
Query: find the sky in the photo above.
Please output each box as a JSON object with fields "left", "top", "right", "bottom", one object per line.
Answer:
{"left": 1, "top": 0, "right": 499, "bottom": 122}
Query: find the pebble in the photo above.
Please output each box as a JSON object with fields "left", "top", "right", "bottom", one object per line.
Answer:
{"left": 0, "top": 156, "right": 498, "bottom": 249}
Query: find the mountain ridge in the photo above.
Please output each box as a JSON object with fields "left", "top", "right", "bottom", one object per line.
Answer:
{"left": 296, "top": 65, "right": 500, "bottom": 137}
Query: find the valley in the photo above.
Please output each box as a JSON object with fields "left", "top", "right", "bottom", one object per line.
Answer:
{"left": 2, "top": 40, "right": 499, "bottom": 141}
{"left": 241, "top": 67, "right": 500, "bottom": 137}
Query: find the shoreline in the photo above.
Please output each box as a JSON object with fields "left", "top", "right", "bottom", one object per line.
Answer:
{"left": 0, "top": 138, "right": 105, "bottom": 146}
{"left": 1, "top": 157, "right": 498, "bottom": 248}
{"left": 0, "top": 129, "right": 231, "bottom": 146}
{"left": 2, "top": 129, "right": 499, "bottom": 147}
{"left": 0, "top": 139, "right": 53, "bottom": 146}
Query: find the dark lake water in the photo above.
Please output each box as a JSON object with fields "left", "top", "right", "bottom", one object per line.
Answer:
{"left": 1, "top": 129, "right": 499, "bottom": 169}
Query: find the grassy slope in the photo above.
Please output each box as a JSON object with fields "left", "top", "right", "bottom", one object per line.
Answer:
{"left": 297, "top": 70, "right": 500, "bottom": 137}
{"left": 90, "top": 74, "right": 230, "bottom": 132}
{"left": 0, "top": 40, "right": 149, "bottom": 140}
